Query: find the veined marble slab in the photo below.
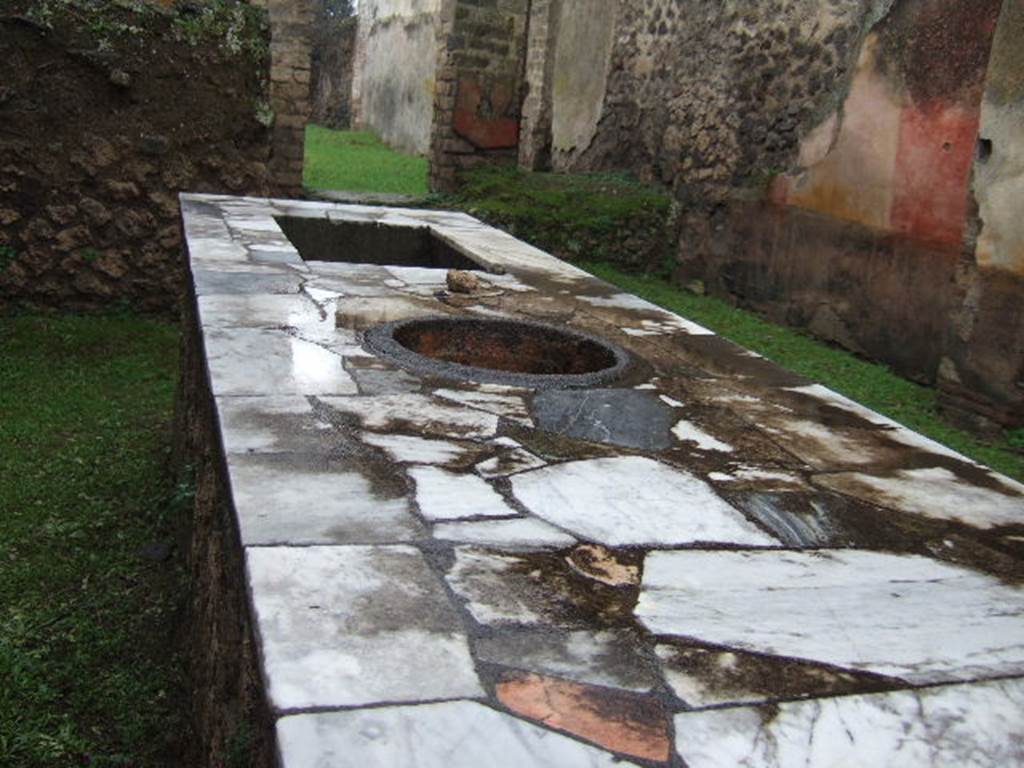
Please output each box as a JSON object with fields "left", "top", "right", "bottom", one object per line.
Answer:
{"left": 637, "top": 549, "right": 1024, "bottom": 684}
{"left": 215, "top": 396, "right": 333, "bottom": 454}
{"left": 246, "top": 545, "right": 482, "bottom": 711}
{"left": 511, "top": 457, "right": 775, "bottom": 547}
{"left": 362, "top": 432, "right": 471, "bottom": 465}
{"left": 674, "top": 677, "right": 1024, "bottom": 768}
{"left": 277, "top": 701, "right": 639, "bottom": 768}
{"left": 409, "top": 466, "right": 517, "bottom": 521}
{"left": 814, "top": 466, "right": 1024, "bottom": 529}
{"left": 197, "top": 293, "right": 327, "bottom": 329}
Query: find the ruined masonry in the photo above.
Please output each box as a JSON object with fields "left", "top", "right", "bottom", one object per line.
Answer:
{"left": 351, "top": 0, "right": 1024, "bottom": 433}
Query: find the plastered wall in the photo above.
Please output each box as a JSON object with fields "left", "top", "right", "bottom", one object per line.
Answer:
{"left": 352, "top": 0, "right": 441, "bottom": 154}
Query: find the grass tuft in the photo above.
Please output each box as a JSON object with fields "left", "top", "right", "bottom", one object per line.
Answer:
{"left": 303, "top": 126, "right": 428, "bottom": 195}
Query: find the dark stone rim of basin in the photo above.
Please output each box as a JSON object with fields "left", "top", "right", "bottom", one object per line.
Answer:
{"left": 363, "top": 316, "right": 632, "bottom": 389}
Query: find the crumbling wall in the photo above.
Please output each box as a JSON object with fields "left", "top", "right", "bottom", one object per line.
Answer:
{"left": 938, "top": 0, "right": 1024, "bottom": 431}
{"left": 429, "top": 0, "right": 530, "bottom": 191}
{"left": 352, "top": 0, "right": 442, "bottom": 154}
{"left": 517, "top": 0, "right": 1021, "bottom": 429}
{"left": 680, "top": 0, "right": 1002, "bottom": 387}
{"left": 0, "top": 2, "right": 271, "bottom": 314}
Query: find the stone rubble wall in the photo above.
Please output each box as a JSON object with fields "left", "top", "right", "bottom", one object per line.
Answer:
{"left": 352, "top": 0, "right": 442, "bottom": 154}
{"left": 0, "top": 4, "right": 271, "bottom": 315}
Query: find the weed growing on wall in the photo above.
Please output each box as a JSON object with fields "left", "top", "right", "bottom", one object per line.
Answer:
{"left": 18, "top": 0, "right": 268, "bottom": 62}
{"left": 171, "top": 0, "right": 269, "bottom": 61}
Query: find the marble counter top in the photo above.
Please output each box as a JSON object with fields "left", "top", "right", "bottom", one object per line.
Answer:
{"left": 181, "top": 193, "right": 1024, "bottom": 768}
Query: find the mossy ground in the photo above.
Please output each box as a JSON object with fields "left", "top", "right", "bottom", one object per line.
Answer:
{"left": 0, "top": 313, "right": 185, "bottom": 767}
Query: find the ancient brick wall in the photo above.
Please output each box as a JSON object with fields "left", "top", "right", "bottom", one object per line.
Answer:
{"left": 429, "top": 0, "right": 530, "bottom": 191}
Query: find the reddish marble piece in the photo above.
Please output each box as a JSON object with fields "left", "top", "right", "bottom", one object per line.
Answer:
{"left": 496, "top": 672, "right": 671, "bottom": 762}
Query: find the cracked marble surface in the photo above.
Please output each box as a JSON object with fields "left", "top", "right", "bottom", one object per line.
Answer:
{"left": 637, "top": 549, "right": 1024, "bottom": 684}
{"left": 182, "top": 195, "right": 1024, "bottom": 768}
{"left": 674, "top": 678, "right": 1024, "bottom": 767}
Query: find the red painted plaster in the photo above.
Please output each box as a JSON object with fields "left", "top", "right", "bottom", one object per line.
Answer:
{"left": 453, "top": 76, "right": 520, "bottom": 149}
{"left": 890, "top": 100, "right": 979, "bottom": 246}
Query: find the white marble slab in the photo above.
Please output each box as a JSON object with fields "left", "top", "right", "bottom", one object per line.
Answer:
{"left": 362, "top": 432, "right": 470, "bottom": 465}
{"left": 319, "top": 393, "right": 499, "bottom": 440}
{"left": 636, "top": 549, "right": 1024, "bottom": 684}
{"left": 814, "top": 466, "right": 1024, "bottom": 529}
{"left": 277, "top": 700, "right": 638, "bottom": 768}
{"left": 706, "top": 466, "right": 809, "bottom": 492}
{"left": 225, "top": 454, "right": 421, "bottom": 545}
{"left": 433, "top": 518, "right": 575, "bottom": 549}
{"left": 409, "top": 466, "right": 518, "bottom": 521}
{"left": 446, "top": 549, "right": 552, "bottom": 626}
{"left": 674, "top": 677, "right": 1024, "bottom": 768}
{"left": 246, "top": 545, "right": 482, "bottom": 711}
{"left": 334, "top": 295, "right": 440, "bottom": 331}
{"left": 203, "top": 328, "right": 357, "bottom": 396}
{"left": 511, "top": 457, "right": 775, "bottom": 547}
{"left": 788, "top": 384, "right": 980, "bottom": 464}
{"left": 197, "top": 294, "right": 326, "bottom": 329}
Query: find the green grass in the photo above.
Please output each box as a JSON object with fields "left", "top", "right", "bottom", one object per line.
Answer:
{"left": 303, "top": 126, "right": 428, "bottom": 195}
{"left": 582, "top": 262, "right": 1024, "bottom": 481}
{"left": 0, "top": 313, "right": 186, "bottom": 767}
